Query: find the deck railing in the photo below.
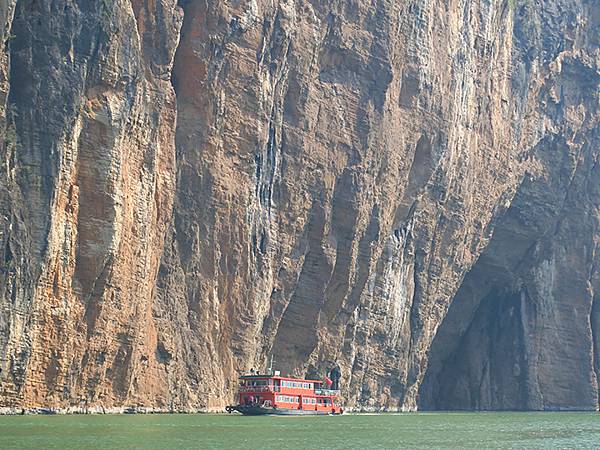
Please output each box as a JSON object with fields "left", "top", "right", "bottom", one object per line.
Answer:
{"left": 238, "top": 386, "right": 340, "bottom": 395}
{"left": 239, "top": 386, "right": 280, "bottom": 393}
{"left": 314, "top": 389, "right": 340, "bottom": 396}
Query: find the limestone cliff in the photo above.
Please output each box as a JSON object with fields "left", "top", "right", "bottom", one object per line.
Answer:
{"left": 0, "top": 0, "right": 598, "bottom": 411}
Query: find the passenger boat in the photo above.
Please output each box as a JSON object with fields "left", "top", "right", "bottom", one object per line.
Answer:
{"left": 226, "top": 368, "right": 343, "bottom": 415}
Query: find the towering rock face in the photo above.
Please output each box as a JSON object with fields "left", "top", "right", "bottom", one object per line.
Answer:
{"left": 0, "top": 0, "right": 182, "bottom": 407}
{"left": 0, "top": 0, "right": 598, "bottom": 411}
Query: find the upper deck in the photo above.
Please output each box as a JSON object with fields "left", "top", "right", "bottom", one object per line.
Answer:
{"left": 238, "top": 374, "right": 339, "bottom": 397}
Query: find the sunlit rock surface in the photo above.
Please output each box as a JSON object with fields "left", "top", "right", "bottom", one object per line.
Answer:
{"left": 0, "top": 0, "right": 598, "bottom": 411}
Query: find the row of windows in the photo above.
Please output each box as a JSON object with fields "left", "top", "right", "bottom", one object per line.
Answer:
{"left": 241, "top": 380, "right": 315, "bottom": 389}
{"left": 280, "top": 381, "right": 313, "bottom": 389}
{"left": 275, "top": 396, "right": 331, "bottom": 405}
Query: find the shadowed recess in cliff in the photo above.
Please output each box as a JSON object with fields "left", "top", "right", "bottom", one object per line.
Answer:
{"left": 415, "top": 196, "right": 526, "bottom": 409}
{"left": 321, "top": 169, "right": 360, "bottom": 321}
{"left": 419, "top": 131, "right": 600, "bottom": 410}
{"left": 393, "top": 132, "right": 439, "bottom": 226}
{"left": 338, "top": 202, "right": 380, "bottom": 317}
{"left": 418, "top": 280, "right": 532, "bottom": 410}
{"left": 272, "top": 199, "right": 332, "bottom": 373}
{"left": 591, "top": 296, "right": 600, "bottom": 408}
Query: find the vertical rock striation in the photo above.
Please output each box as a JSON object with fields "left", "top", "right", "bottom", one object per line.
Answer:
{"left": 0, "top": 0, "right": 598, "bottom": 411}
{"left": 0, "top": 0, "right": 182, "bottom": 408}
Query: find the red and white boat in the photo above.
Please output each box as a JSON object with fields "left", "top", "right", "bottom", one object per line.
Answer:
{"left": 226, "top": 369, "right": 343, "bottom": 415}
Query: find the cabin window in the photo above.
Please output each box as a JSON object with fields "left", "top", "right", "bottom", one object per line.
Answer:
{"left": 276, "top": 380, "right": 314, "bottom": 391}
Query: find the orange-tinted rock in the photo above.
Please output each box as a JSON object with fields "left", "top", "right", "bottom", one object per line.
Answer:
{"left": 0, "top": 0, "right": 598, "bottom": 411}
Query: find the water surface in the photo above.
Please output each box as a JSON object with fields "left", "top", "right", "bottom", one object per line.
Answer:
{"left": 1, "top": 412, "right": 598, "bottom": 449}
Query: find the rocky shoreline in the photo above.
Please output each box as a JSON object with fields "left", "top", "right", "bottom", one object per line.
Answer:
{"left": 0, "top": 406, "right": 408, "bottom": 415}
{"left": 0, "top": 406, "right": 204, "bottom": 415}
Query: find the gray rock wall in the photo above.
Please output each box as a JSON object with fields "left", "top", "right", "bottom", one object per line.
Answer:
{"left": 0, "top": 0, "right": 598, "bottom": 411}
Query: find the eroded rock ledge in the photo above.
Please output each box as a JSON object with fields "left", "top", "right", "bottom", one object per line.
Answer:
{"left": 0, "top": 0, "right": 598, "bottom": 411}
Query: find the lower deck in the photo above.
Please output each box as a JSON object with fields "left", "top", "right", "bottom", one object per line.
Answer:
{"left": 239, "top": 392, "right": 341, "bottom": 414}
{"left": 228, "top": 405, "right": 339, "bottom": 416}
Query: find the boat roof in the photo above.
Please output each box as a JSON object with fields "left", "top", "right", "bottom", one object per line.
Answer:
{"left": 239, "top": 374, "right": 323, "bottom": 384}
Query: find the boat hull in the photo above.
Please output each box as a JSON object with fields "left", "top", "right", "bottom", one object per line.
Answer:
{"left": 228, "top": 405, "right": 337, "bottom": 416}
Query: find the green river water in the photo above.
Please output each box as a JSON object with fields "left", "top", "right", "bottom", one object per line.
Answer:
{"left": 1, "top": 412, "right": 599, "bottom": 449}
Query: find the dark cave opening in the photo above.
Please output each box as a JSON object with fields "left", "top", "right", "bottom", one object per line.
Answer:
{"left": 418, "top": 133, "right": 600, "bottom": 410}
{"left": 418, "top": 282, "right": 531, "bottom": 410}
